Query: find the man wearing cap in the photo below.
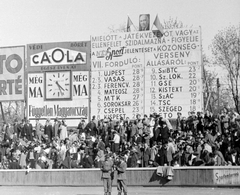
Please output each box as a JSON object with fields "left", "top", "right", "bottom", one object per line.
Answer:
{"left": 101, "top": 154, "right": 114, "bottom": 195}
{"left": 115, "top": 155, "right": 128, "bottom": 195}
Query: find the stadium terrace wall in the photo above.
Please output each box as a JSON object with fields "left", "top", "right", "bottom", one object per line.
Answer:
{"left": 0, "top": 167, "right": 239, "bottom": 187}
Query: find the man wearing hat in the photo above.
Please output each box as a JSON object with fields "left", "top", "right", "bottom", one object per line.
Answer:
{"left": 101, "top": 154, "right": 114, "bottom": 195}
{"left": 115, "top": 154, "right": 128, "bottom": 195}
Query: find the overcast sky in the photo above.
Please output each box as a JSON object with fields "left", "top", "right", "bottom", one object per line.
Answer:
{"left": 0, "top": 0, "right": 239, "bottom": 56}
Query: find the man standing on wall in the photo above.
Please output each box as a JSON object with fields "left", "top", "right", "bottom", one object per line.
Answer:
{"left": 115, "top": 154, "right": 128, "bottom": 195}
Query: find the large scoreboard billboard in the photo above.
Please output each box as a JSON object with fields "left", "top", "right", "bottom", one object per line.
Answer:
{"left": 91, "top": 28, "right": 203, "bottom": 120}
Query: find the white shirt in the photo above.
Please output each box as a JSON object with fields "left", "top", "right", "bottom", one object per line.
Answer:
{"left": 149, "top": 119, "right": 155, "bottom": 138}
{"left": 232, "top": 155, "right": 236, "bottom": 163}
{"left": 113, "top": 133, "right": 120, "bottom": 144}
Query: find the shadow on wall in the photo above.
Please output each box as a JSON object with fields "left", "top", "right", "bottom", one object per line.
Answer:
{"left": 149, "top": 170, "right": 172, "bottom": 186}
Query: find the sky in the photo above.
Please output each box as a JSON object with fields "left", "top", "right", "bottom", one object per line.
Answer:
{"left": 0, "top": 0, "right": 239, "bottom": 56}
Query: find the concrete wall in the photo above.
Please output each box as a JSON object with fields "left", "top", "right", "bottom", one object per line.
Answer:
{"left": 0, "top": 167, "right": 239, "bottom": 187}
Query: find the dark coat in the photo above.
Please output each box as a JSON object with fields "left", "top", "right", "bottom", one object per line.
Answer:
{"left": 19, "top": 123, "right": 25, "bottom": 138}
{"left": 127, "top": 151, "right": 138, "bottom": 167}
{"left": 143, "top": 147, "right": 151, "bottom": 166}
{"left": 133, "top": 135, "right": 142, "bottom": 145}
{"left": 62, "top": 155, "right": 71, "bottom": 169}
{"left": 130, "top": 124, "right": 138, "bottom": 138}
{"left": 154, "top": 126, "right": 161, "bottom": 141}
{"left": 85, "top": 121, "right": 98, "bottom": 136}
{"left": 44, "top": 124, "right": 53, "bottom": 141}
{"left": 157, "top": 147, "right": 168, "bottom": 166}
{"left": 225, "top": 153, "right": 239, "bottom": 165}
{"left": 9, "top": 160, "right": 21, "bottom": 169}
{"left": 102, "top": 133, "right": 111, "bottom": 147}
{"left": 116, "top": 160, "right": 127, "bottom": 180}
{"left": 160, "top": 125, "right": 169, "bottom": 143}
{"left": 26, "top": 149, "right": 37, "bottom": 165}
{"left": 23, "top": 123, "right": 33, "bottom": 141}
{"left": 82, "top": 155, "right": 93, "bottom": 168}
{"left": 53, "top": 121, "right": 61, "bottom": 138}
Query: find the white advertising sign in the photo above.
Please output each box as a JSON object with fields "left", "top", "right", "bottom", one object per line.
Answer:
{"left": 30, "top": 47, "right": 86, "bottom": 66}
{"left": 27, "top": 71, "right": 89, "bottom": 126}
{"left": 0, "top": 46, "right": 25, "bottom": 101}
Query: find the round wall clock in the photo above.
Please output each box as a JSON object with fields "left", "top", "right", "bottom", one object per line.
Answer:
{"left": 45, "top": 71, "right": 72, "bottom": 100}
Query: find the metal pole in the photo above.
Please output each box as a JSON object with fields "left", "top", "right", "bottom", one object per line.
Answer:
{"left": 217, "top": 78, "right": 220, "bottom": 114}
{"left": 217, "top": 86, "right": 220, "bottom": 114}
{"left": 0, "top": 102, "right": 5, "bottom": 122}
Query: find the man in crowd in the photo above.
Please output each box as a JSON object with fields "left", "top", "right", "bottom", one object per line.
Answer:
{"left": 24, "top": 119, "right": 33, "bottom": 141}
{"left": 35, "top": 119, "right": 44, "bottom": 142}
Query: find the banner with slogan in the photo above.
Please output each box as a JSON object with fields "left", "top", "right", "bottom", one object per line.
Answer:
{"left": 0, "top": 46, "right": 25, "bottom": 101}
{"left": 91, "top": 28, "right": 203, "bottom": 120}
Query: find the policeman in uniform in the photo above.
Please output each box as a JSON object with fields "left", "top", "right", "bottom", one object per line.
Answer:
{"left": 101, "top": 154, "right": 114, "bottom": 195}
{"left": 115, "top": 154, "right": 128, "bottom": 195}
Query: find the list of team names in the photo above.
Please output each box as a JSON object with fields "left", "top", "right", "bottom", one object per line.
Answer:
{"left": 145, "top": 65, "right": 202, "bottom": 118}
{"left": 144, "top": 28, "right": 202, "bottom": 118}
{"left": 91, "top": 27, "right": 203, "bottom": 120}
{"left": 91, "top": 65, "right": 144, "bottom": 120}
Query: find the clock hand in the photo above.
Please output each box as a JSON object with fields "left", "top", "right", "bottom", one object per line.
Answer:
{"left": 56, "top": 81, "right": 65, "bottom": 91}
{"left": 55, "top": 81, "right": 65, "bottom": 96}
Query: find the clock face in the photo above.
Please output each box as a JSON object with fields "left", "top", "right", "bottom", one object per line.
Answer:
{"left": 45, "top": 71, "right": 71, "bottom": 100}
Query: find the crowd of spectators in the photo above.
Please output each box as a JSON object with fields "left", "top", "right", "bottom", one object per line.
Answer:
{"left": 0, "top": 108, "right": 240, "bottom": 170}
